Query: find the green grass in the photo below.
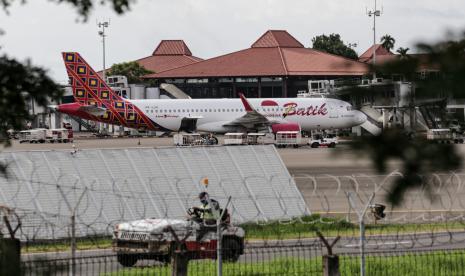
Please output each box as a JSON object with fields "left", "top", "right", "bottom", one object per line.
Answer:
{"left": 340, "top": 250, "right": 465, "bottom": 276}
{"left": 102, "top": 250, "right": 465, "bottom": 276}
{"left": 22, "top": 214, "right": 465, "bottom": 253}
{"left": 241, "top": 214, "right": 465, "bottom": 240}
{"left": 102, "top": 257, "right": 322, "bottom": 276}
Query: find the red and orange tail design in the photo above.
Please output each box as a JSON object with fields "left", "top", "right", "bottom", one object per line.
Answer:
{"left": 62, "top": 52, "right": 160, "bottom": 130}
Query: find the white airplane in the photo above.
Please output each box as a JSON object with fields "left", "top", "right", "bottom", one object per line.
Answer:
{"left": 56, "top": 52, "right": 367, "bottom": 133}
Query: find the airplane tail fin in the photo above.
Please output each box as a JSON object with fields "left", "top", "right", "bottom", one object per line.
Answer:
{"left": 61, "top": 52, "right": 159, "bottom": 130}
{"left": 62, "top": 52, "right": 123, "bottom": 105}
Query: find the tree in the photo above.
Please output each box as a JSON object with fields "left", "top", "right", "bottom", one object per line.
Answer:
{"left": 396, "top": 47, "right": 410, "bottom": 58}
{"left": 380, "top": 34, "right": 396, "bottom": 51}
{"left": 311, "top": 34, "right": 358, "bottom": 60}
{"left": 107, "top": 61, "right": 153, "bottom": 84}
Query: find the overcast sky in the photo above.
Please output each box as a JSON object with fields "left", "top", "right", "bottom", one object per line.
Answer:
{"left": 1, "top": 0, "right": 464, "bottom": 83}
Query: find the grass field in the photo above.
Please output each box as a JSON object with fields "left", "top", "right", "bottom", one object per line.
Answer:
{"left": 22, "top": 214, "right": 465, "bottom": 253}
{"left": 102, "top": 250, "right": 465, "bottom": 276}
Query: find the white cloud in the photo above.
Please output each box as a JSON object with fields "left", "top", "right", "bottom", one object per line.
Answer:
{"left": 0, "top": 0, "right": 464, "bottom": 82}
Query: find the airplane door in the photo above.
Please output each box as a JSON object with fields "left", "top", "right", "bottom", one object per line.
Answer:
{"left": 180, "top": 118, "right": 198, "bottom": 133}
{"left": 329, "top": 104, "right": 339, "bottom": 119}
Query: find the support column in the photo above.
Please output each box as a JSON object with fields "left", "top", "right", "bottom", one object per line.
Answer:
{"left": 233, "top": 79, "right": 237, "bottom": 97}
{"left": 282, "top": 77, "right": 288, "bottom": 98}
{"left": 258, "top": 77, "right": 262, "bottom": 98}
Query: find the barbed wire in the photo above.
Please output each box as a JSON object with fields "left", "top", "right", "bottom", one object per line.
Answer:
{"left": 1, "top": 153, "right": 465, "bottom": 255}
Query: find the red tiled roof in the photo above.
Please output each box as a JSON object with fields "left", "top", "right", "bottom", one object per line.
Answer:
{"left": 98, "top": 40, "right": 202, "bottom": 76}
{"left": 251, "top": 30, "right": 304, "bottom": 48}
{"left": 359, "top": 44, "right": 394, "bottom": 63}
{"left": 146, "top": 30, "right": 368, "bottom": 79}
{"left": 152, "top": 40, "right": 193, "bottom": 56}
{"left": 359, "top": 52, "right": 440, "bottom": 71}
{"left": 136, "top": 54, "right": 202, "bottom": 73}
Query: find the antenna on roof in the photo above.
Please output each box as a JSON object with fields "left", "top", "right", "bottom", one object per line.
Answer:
{"left": 366, "top": 0, "right": 383, "bottom": 80}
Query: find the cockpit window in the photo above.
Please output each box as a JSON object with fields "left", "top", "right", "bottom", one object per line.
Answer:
{"left": 346, "top": 106, "right": 353, "bottom": 111}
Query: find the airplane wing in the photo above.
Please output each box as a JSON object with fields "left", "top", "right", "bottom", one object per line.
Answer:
{"left": 223, "top": 93, "right": 274, "bottom": 128}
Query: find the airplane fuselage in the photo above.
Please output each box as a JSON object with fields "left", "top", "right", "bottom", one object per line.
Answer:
{"left": 129, "top": 97, "right": 366, "bottom": 132}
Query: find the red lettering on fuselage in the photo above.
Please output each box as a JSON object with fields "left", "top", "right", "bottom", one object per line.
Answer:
{"left": 283, "top": 103, "right": 328, "bottom": 117}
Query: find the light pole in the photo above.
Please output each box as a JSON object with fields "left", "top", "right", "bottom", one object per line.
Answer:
{"left": 97, "top": 20, "right": 110, "bottom": 81}
{"left": 97, "top": 20, "right": 110, "bottom": 134}
{"left": 367, "top": 0, "right": 382, "bottom": 80}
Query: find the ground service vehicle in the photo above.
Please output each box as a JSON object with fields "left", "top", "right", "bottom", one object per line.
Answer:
{"left": 246, "top": 133, "right": 275, "bottom": 145}
{"left": 48, "top": 128, "right": 73, "bottom": 143}
{"left": 18, "top": 129, "right": 47, "bottom": 143}
{"left": 113, "top": 218, "right": 245, "bottom": 267}
{"left": 275, "top": 131, "right": 301, "bottom": 148}
{"left": 224, "top": 133, "right": 247, "bottom": 145}
{"left": 427, "top": 129, "right": 464, "bottom": 144}
{"left": 308, "top": 133, "right": 338, "bottom": 148}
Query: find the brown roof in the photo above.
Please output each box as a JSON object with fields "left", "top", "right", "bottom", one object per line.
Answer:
{"left": 359, "top": 52, "right": 440, "bottom": 71}
{"left": 152, "top": 40, "right": 193, "bottom": 56}
{"left": 359, "top": 44, "right": 394, "bottom": 63}
{"left": 99, "top": 40, "right": 202, "bottom": 77}
{"left": 251, "top": 30, "right": 304, "bottom": 48}
{"left": 136, "top": 54, "right": 202, "bottom": 74}
{"left": 146, "top": 30, "right": 368, "bottom": 79}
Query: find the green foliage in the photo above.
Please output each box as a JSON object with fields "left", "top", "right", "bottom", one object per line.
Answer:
{"left": 311, "top": 33, "right": 358, "bottom": 60}
{"left": 107, "top": 61, "right": 153, "bottom": 84}
{"left": 396, "top": 47, "right": 410, "bottom": 57}
{"left": 1, "top": 0, "right": 134, "bottom": 20}
{"left": 380, "top": 34, "right": 396, "bottom": 51}
{"left": 350, "top": 128, "right": 461, "bottom": 205}
{"left": 0, "top": 55, "right": 63, "bottom": 146}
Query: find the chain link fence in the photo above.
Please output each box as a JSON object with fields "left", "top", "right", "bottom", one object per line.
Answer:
{"left": 2, "top": 148, "right": 465, "bottom": 274}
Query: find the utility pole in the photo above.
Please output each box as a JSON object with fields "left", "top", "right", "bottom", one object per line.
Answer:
{"left": 97, "top": 20, "right": 110, "bottom": 135}
{"left": 97, "top": 20, "right": 110, "bottom": 81}
{"left": 367, "top": 0, "right": 382, "bottom": 80}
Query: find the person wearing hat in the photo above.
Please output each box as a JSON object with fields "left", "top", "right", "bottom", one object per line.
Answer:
{"left": 188, "top": 192, "right": 220, "bottom": 241}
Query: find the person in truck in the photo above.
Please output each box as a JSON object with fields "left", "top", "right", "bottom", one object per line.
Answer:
{"left": 188, "top": 192, "right": 221, "bottom": 241}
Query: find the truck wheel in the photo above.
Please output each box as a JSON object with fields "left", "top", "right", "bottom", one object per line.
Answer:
{"left": 222, "top": 238, "right": 241, "bottom": 262}
{"left": 311, "top": 142, "right": 319, "bottom": 148}
{"left": 329, "top": 142, "right": 336, "bottom": 148}
{"left": 117, "top": 253, "right": 138, "bottom": 267}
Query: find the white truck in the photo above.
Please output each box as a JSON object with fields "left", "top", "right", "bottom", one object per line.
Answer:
{"left": 47, "top": 128, "right": 73, "bottom": 143}
{"left": 427, "top": 129, "right": 464, "bottom": 144}
{"left": 18, "top": 129, "right": 47, "bottom": 143}
{"left": 308, "top": 133, "right": 338, "bottom": 148}
{"left": 112, "top": 218, "right": 245, "bottom": 267}
{"left": 275, "top": 131, "right": 302, "bottom": 148}
{"left": 224, "top": 133, "right": 247, "bottom": 145}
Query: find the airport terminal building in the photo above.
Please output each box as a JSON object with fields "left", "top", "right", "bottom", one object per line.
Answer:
{"left": 144, "top": 30, "right": 369, "bottom": 98}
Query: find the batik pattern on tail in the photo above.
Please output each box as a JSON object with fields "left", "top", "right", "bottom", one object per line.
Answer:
{"left": 62, "top": 52, "right": 159, "bottom": 130}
